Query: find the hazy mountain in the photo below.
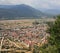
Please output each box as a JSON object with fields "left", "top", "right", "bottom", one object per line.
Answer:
{"left": 0, "top": 4, "right": 47, "bottom": 19}
{"left": 43, "top": 9, "right": 60, "bottom": 15}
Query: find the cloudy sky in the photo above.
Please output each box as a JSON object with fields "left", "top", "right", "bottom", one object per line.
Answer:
{"left": 0, "top": 0, "right": 60, "bottom": 9}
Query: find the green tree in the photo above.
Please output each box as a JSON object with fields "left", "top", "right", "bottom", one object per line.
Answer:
{"left": 32, "top": 20, "right": 39, "bottom": 25}
{"left": 41, "top": 15, "right": 60, "bottom": 53}
{"left": 33, "top": 45, "right": 40, "bottom": 53}
{"left": 33, "top": 16, "right": 60, "bottom": 53}
{"left": 48, "top": 15, "right": 60, "bottom": 53}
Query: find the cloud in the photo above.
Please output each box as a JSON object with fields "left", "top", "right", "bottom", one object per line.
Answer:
{"left": 0, "top": 0, "right": 60, "bottom": 9}
{"left": 0, "top": 0, "right": 33, "bottom": 5}
{"left": 33, "top": 0, "right": 60, "bottom": 9}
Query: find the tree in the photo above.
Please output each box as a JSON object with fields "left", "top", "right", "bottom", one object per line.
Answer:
{"left": 33, "top": 45, "right": 40, "bottom": 53}
{"left": 33, "top": 16, "right": 60, "bottom": 53}
{"left": 40, "top": 15, "right": 60, "bottom": 53}
{"left": 32, "top": 20, "right": 39, "bottom": 25}
{"left": 48, "top": 15, "right": 60, "bottom": 53}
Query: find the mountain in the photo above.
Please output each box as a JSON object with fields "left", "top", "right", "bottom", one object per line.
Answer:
{"left": 0, "top": 5, "right": 14, "bottom": 9}
{"left": 43, "top": 9, "right": 60, "bottom": 15}
{"left": 0, "top": 4, "right": 47, "bottom": 19}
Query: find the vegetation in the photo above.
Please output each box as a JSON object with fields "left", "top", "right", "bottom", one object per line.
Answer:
{"left": 32, "top": 20, "right": 39, "bottom": 25}
{"left": 33, "top": 15, "right": 60, "bottom": 53}
{"left": 33, "top": 45, "right": 40, "bottom": 53}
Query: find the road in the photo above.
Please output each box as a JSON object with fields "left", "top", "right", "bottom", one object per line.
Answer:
{"left": 0, "top": 49, "right": 27, "bottom": 52}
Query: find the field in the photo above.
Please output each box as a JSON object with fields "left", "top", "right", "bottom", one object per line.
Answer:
{"left": 0, "top": 18, "right": 55, "bottom": 26}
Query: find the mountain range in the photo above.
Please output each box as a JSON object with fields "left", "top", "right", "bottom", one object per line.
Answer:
{"left": 0, "top": 4, "right": 55, "bottom": 19}
{"left": 44, "top": 9, "right": 60, "bottom": 15}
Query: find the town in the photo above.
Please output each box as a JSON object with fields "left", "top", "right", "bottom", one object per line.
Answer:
{"left": 0, "top": 19, "right": 55, "bottom": 53}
